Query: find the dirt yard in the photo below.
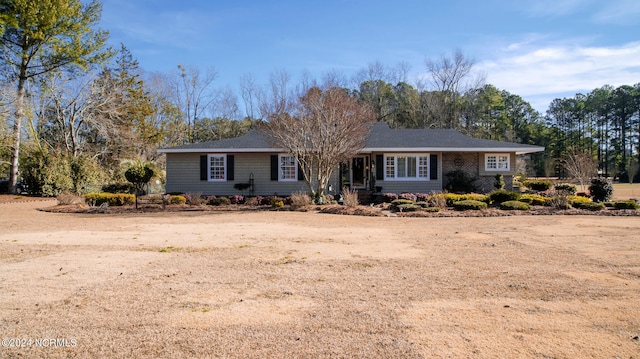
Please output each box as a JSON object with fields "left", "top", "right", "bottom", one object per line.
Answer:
{"left": 0, "top": 200, "right": 639, "bottom": 358}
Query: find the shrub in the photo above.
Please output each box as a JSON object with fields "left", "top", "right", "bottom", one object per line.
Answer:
{"left": 589, "top": 178, "right": 613, "bottom": 202}
{"left": 415, "top": 201, "right": 430, "bottom": 208}
{"left": 390, "top": 199, "right": 414, "bottom": 211}
{"left": 519, "top": 193, "right": 549, "bottom": 206}
{"left": 445, "top": 169, "right": 478, "bottom": 193}
{"left": 569, "top": 195, "right": 591, "bottom": 206}
{"left": 229, "top": 195, "right": 245, "bottom": 205}
{"left": 102, "top": 183, "right": 136, "bottom": 194}
{"left": 442, "top": 193, "right": 489, "bottom": 205}
{"left": 85, "top": 193, "right": 135, "bottom": 206}
{"left": 208, "top": 196, "right": 231, "bottom": 206}
{"left": 21, "top": 148, "right": 73, "bottom": 196}
{"left": 184, "top": 192, "right": 206, "bottom": 206}
{"left": 124, "top": 161, "right": 155, "bottom": 194}
{"left": 426, "top": 192, "right": 447, "bottom": 208}
{"left": 489, "top": 189, "right": 521, "bottom": 204}
{"left": 523, "top": 179, "right": 552, "bottom": 192}
{"left": 499, "top": 200, "right": 530, "bottom": 211}
{"left": 573, "top": 201, "right": 605, "bottom": 211}
{"left": 270, "top": 197, "right": 284, "bottom": 208}
{"left": 494, "top": 174, "right": 505, "bottom": 190}
{"left": 57, "top": 192, "right": 85, "bottom": 205}
{"left": 461, "top": 193, "right": 490, "bottom": 204}
{"left": 381, "top": 193, "right": 398, "bottom": 203}
{"left": 443, "top": 193, "right": 463, "bottom": 206}
{"left": 613, "top": 200, "right": 639, "bottom": 210}
{"left": 548, "top": 191, "right": 571, "bottom": 210}
{"left": 396, "top": 203, "right": 421, "bottom": 212}
{"left": 554, "top": 183, "right": 577, "bottom": 195}
{"left": 399, "top": 192, "right": 417, "bottom": 202}
{"left": 168, "top": 195, "right": 187, "bottom": 205}
{"left": 415, "top": 193, "right": 430, "bottom": 202}
{"left": 289, "top": 191, "right": 313, "bottom": 208}
{"left": 423, "top": 207, "right": 440, "bottom": 213}
{"left": 341, "top": 187, "right": 359, "bottom": 207}
{"left": 453, "top": 200, "right": 488, "bottom": 211}
{"left": 245, "top": 197, "right": 259, "bottom": 206}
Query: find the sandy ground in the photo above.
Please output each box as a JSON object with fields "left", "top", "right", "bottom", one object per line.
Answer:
{"left": 0, "top": 200, "right": 639, "bottom": 358}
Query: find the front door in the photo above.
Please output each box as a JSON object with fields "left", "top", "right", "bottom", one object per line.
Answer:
{"left": 351, "top": 156, "right": 368, "bottom": 189}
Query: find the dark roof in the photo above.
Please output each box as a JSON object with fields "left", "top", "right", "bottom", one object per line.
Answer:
{"left": 363, "top": 123, "right": 543, "bottom": 153}
{"left": 158, "top": 129, "right": 281, "bottom": 152}
{"left": 159, "top": 122, "right": 544, "bottom": 154}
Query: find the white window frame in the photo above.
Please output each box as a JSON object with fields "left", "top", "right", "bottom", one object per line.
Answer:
{"left": 279, "top": 154, "right": 298, "bottom": 182}
{"left": 208, "top": 154, "right": 226, "bottom": 182}
{"left": 485, "top": 153, "right": 510, "bottom": 171}
{"left": 384, "top": 154, "right": 430, "bottom": 181}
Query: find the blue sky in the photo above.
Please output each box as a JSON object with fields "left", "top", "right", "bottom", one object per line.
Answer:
{"left": 100, "top": 0, "right": 640, "bottom": 114}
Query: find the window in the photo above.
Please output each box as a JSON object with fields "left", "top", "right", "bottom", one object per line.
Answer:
{"left": 279, "top": 155, "right": 297, "bottom": 181}
{"left": 384, "top": 154, "right": 429, "bottom": 180}
{"left": 485, "top": 153, "right": 510, "bottom": 171}
{"left": 208, "top": 154, "right": 226, "bottom": 181}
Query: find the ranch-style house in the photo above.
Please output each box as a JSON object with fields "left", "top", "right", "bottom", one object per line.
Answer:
{"left": 158, "top": 123, "right": 544, "bottom": 197}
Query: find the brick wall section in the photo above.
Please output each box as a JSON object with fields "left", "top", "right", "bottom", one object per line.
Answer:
{"left": 442, "top": 152, "right": 513, "bottom": 192}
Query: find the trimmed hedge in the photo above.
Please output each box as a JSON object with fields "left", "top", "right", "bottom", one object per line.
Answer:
{"left": 572, "top": 201, "right": 605, "bottom": 211}
{"left": 396, "top": 203, "right": 421, "bottom": 212}
{"left": 452, "top": 200, "right": 488, "bottom": 211}
{"left": 613, "top": 200, "right": 639, "bottom": 210}
{"left": 519, "top": 194, "right": 549, "bottom": 206}
{"left": 444, "top": 193, "right": 490, "bottom": 206}
{"left": 569, "top": 195, "right": 591, "bottom": 206}
{"left": 523, "top": 179, "right": 552, "bottom": 192}
{"left": 499, "top": 200, "right": 530, "bottom": 211}
{"left": 554, "top": 183, "right": 577, "bottom": 195}
{"left": 85, "top": 193, "right": 135, "bottom": 206}
{"left": 489, "top": 189, "right": 521, "bottom": 204}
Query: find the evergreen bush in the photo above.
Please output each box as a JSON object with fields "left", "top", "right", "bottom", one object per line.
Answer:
{"left": 85, "top": 193, "right": 135, "bottom": 206}
{"left": 589, "top": 178, "right": 613, "bottom": 202}
{"left": 489, "top": 189, "right": 521, "bottom": 204}
{"left": 554, "top": 183, "right": 577, "bottom": 195}
{"left": 499, "top": 200, "right": 530, "bottom": 210}
{"left": 572, "top": 201, "right": 605, "bottom": 211}
{"left": 452, "top": 200, "right": 488, "bottom": 211}
{"left": 613, "top": 200, "right": 638, "bottom": 210}
{"left": 523, "top": 179, "right": 552, "bottom": 192}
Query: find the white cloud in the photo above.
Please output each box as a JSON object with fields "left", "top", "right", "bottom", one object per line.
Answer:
{"left": 479, "top": 41, "right": 640, "bottom": 112}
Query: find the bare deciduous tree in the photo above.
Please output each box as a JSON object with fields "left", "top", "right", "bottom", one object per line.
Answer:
{"left": 171, "top": 65, "right": 218, "bottom": 142}
{"left": 262, "top": 79, "right": 375, "bottom": 201}
{"left": 564, "top": 149, "right": 598, "bottom": 191}
{"left": 424, "top": 49, "right": 485, "bottom": 130}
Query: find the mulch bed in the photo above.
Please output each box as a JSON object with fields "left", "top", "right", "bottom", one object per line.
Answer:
{"left": 36, "top": 201, "right": 640, "bottom": 217}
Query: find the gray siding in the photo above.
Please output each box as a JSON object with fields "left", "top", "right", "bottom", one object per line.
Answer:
{"left": 166, "top": 152, "right": 340, "bottom": 196}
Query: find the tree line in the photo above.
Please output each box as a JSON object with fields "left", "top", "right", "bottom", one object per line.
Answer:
{"left": 1, "top": 0, "right": 639, "bottom": 196}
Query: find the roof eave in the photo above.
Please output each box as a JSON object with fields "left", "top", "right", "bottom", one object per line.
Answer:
{"left": 361, "top": 147, "right": 545, "bottom": 154}
{"left": 158, "top": 148, "right": 285, "bottom": 154}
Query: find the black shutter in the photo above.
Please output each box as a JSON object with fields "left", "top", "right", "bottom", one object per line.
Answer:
{"left": 200, "top": 155, "right": 208, "bottom": 181}
{"left": 297, "top": 161, "right": 304, "bottom": 181}
{"left": 376, "top": 154, "right": 384, "bottom": 180}
{"left": 430, "top": 154, "right": 438, "bottom": 180}
{"left": 270, "top": 155, "right": 278, "bottom": 181}
{"left": 227, "top": 155, "right": 234, "bottom": 181}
